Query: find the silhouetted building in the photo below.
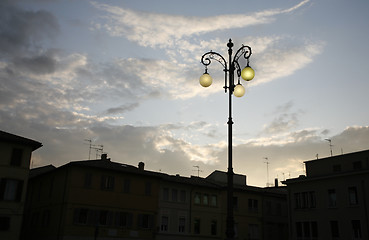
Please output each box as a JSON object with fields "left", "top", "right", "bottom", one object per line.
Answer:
{"left": 23, "top": 155, "right": 287, "bottom": 240}
{"left": 284, "top": 149, "right": 369, "bottom": 240}
{"left": 0, "top": 130, "right": 42, "bottom": 240}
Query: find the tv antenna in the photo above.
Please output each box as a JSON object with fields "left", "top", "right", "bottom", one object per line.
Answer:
{"left": 264, "top": 157, "right": 270, "bottom": 187}
{"left": 193, "top": 166, "right": 203, "bottom": 177}
{"left": 325, "top": 139, "right": 333, "bottom": 156}
{"left": 84, "top": 139, "right": 104, "bottom": 159}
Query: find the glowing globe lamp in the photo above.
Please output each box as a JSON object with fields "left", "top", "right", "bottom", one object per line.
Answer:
{"left": 234, "top": 84, "right": 245, "bottom": 97}
{"left": 241, "top": 66, "right": 255, "bottom": 81}
{"left": 199, "top": 73, "right": 212, "bottom": 87}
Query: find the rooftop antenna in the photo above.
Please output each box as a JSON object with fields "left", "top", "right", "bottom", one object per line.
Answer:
{"left": 264, "top": 157, "right": 270, "bottom": 187}
{"left": 84, "top": 139, "right": 104, "bottom": 160}
{"left": 84, "top": 139, "right": 92, "bottom": 160}
{"left": 325, "top": 139, "right": 333, "bottom": 156}
{"left": 193, "top": 165, "right": 202, "bottom": 177}
{"left": 91, "top": 144, "right": 104, "bottom": 159}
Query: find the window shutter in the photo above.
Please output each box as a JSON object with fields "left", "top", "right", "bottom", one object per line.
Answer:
{"left": 0, "top": 179, "right": 5, "bottom": 200}
{"left": 127, "top": 213, "right": 133, "bottom": 227}
{"left": 16, "top": 180, "right": 24, "bottom": 201}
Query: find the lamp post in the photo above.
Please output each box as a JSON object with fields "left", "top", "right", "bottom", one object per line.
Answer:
{"left": 200, "top": 39, "right": 254, "bottom": 240}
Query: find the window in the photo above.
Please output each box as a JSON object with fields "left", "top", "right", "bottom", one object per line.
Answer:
{"left": 328, "top": 189, "right": 337, "bottom": 207}
{"left": 145, "top": 182, "right": 151, "bottom": 196}
{"left": 349, "top": 187, "right": 358, "bottom": 205}
{"left": 194, "top": 193, "right": 201, "bottom": 204}
{"left": 330, "top": 221, "right": 339, "bottom": 238}
{"left": 0, "top": 217, "right": 10, "bottom": 231}
{"left": 301, "top": 192, "right": 309, "bottom": 208}
{"left": 74, "top": 208, "right": 88, "bottom": 224}
{"left": 295, "top": 192, "right": 316, "bottom": 209}
{"left": 194, "top": 218, "right": 200, "bottom": 234}
{"left": 138, "top": 214, "right": 153, "bottom": 229}
{"left": 311, "top": 222, "right": 318, "bottom": 238}
{"left": 0, "top": 178, "right": 23, "bottom": 201}
{"left": 210, "top": 195, "right": 217, "bottom": 207}
{"left": 248, "top": 224, "right": 259, "bottom": 240}
{"left": 123, "top": 179, "right": 130, "bottom": 193}
{"left": 101, "top": 176, "right": 114, "bottom": 190}
{"left": 161, "top": 216, "right": 168, "bottom": 232}
{"left": 303, "top": 222, "right": 310, "bottom": 238}
{"left": 115, "top": 212, "right": 133, "bottom": 228}
{"left": 31, "top": 212, "right": 39, "bottom": 226}
{"left": 248, "top": 199, "right": 258, "bottom": 212}
{"left": 42, "top": 210, "right": 51, "bottom": 227}
{"left": 295, "top": 193, "right": 301, "bottom": 209}
{"left": 296, "top": 222, "right": 303, "bottom": 238}
{"left": 296, "top": 221, "right": 318, "bottom": 240}
{"left": 309, "top": 191, "right": 316, "bottom": 208}
{"left": 99, "top": 210, "right": 108, "bottom": 226}
{"left": 98, "top": 210, "right": 113, "bottom": 226}
{"left": 211, "top": 220, "right": 217, "bottom": 235}
{"left": 84, "top": 173, "right": 92, "bottom": 188}
{"left": 10, "top": 148, "right": 23, "bottom": 166}
{"left": 352, "top": 220, "right": 362, "bottom": 239}
{"left": 203, "top": 194, "right": 208, "bottom": 205}
{"left": 163, "top": 188, "right": 169, "bottom": 201}
{"left": 180, "top": 190, "right": 186, "bottom": 202}
{"left": 179, "top": 217, "right": 185, "bottom": 233}
{"left": 172, "top": 189, "right": 178, "bottom": 202}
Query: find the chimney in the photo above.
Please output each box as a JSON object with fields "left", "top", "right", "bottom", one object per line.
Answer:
{"left": 101, "top": 153, "right": 109, "bottom": 161}
{"left": 138, "top": 162, "right": 145, "bottom": 170}
{"left": 274, "top": 178, "right": 279, "bottom": 187}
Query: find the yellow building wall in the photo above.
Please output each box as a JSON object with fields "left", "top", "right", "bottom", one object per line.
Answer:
{"left": 0, "top": 142, "right": 34, "bottom": 240}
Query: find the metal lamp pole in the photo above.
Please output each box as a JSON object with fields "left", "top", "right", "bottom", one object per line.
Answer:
{"left": 200, "top": 39, "right": 254, "bottom": 240}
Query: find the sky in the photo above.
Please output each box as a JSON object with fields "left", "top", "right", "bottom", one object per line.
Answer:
{"left": 1, "top": 0, "right": 369, "bottom": 187}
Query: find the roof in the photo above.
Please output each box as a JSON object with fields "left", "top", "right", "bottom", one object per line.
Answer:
{"left": 303, "top": 149, "right": 369, "bottom": 164}
{"left": 30, "top": 165, "right": 56, "bottom": 178}
{"left": 68, "top": 159, "right": 221, "bottom": 189}
{"left": 29, "top": 158, "right": 287, "bottom": 194}
{"left": 0, "top": 130, "right": 42, "bottom": 151}
{"left": 283, "top": 168, "right": 369, "bottom": 185}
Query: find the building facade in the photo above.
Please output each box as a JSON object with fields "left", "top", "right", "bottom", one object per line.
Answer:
{"left": 0, "top": 130, "right": 42, "bottom": 240}
{"left": 284, "top": 150, "right": 369, "bottom": 240}
{"left": 23, "top": 155, "right": 288, "bottom": 240}
{"left": 23, "top": 156, "right": 160, "bottom": 240}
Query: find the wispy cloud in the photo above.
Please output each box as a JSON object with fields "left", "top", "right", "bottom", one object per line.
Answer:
{"left": 91, "top": 0, "right": 310, "bottom": 48}
{"left": 261, "top": 101, "right": 304, "bottom": 134}
{"left": 90, "top": 1, "right": 320, "bottom": 99}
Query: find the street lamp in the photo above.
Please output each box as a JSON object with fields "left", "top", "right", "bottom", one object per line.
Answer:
{"left": 200, "top": 39, "right": 254, "bottom": 240}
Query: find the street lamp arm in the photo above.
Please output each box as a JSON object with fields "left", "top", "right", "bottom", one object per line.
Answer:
{"left": 201, "top": 51, "right": 228, "bottom": 90}
{"left": 201, "top": 50, "right": 228, "bottom": 70}
{"left": 232, "top": 45, "right": 252, "bottom": 79}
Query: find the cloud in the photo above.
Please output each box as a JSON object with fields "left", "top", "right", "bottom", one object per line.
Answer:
{"left": 229, "top": 125, "right": 369, "bottom": 186}
{"left": 91, "top": 0, "right": 310, "bottom": 48}
{"left": 0, "top": 1, "right": 59, "bottom": 57}
{"left": 105, "top": 102, "right": 140, "bottom": 115}
{"left": 262, "top": 101, "right": 303, "bottom": 134}
{"left": 13, "top": 54, "right": 57, "bottom": 74}
{"left": 248, "top": 37, "right": 325, "bottom": 87}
